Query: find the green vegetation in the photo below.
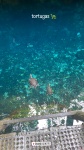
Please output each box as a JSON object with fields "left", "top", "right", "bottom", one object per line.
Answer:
{"left": 9, "top": 102, "right": 67, "bottom": 119}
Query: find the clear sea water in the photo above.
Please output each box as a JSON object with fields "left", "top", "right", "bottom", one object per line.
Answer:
{"left": 0, "top": 1, "right": 84, "bottom": 118}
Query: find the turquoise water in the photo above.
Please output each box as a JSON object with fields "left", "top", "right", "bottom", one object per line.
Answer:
{"left": 0, "top": 1, "right": 84, "bottom": 117}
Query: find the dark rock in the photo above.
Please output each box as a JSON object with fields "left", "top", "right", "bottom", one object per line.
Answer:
{"left": 75, "top": 50, "right": 84, "bottom": 60}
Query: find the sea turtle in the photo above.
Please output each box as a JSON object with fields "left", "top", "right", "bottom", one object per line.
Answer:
{"left": 29, "top": 74, "right": 38, "bottom": 88}
{"left": 47, "top": 84, "right": 53, "bottom": 95}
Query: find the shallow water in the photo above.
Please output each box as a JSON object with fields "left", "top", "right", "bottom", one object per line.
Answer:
{"left": 0, "top": 1, "right": 84, "bottom": 117}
